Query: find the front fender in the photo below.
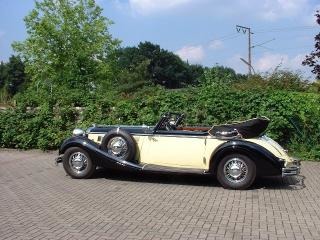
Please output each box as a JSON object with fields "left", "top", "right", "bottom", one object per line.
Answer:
{"left": 59, "top": 136, "right": 142, "bottom": 171}
{"left": 59, "top": 136, "right": 98, "bottom": 155}
{"left": 210, "top": 140, "right": 284, "bottom": 176}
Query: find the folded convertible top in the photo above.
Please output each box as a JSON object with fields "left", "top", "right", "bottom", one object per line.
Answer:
{"left": 209, "top": 117, "right": 270, "bottom": 139}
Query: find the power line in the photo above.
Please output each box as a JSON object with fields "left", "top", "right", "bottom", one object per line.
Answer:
{"left": 184, "top": 25, "right": 317, "bottom": 45}
{"left": 174, "top": 25, "right": 317, "bottom": 65}
{"left": 176, "top": 26, "right": 316, "bottom": 52}
{"left": 263, "top": 34, "right": 315, "bottom": 40}
{"left": 254, "top": 45, "right": 313, "bottom": 53}
{"left": 252, "top": 38, "right": 275, "bottom": 48}
{"left": 279, "top": 46, "right": 314, "bottom": 50}
{"left": 255, "top": 26, "right": 317, "bottom": 34}
{"left": 206, "top": 26, "right": 317, "bottom": 44}
{"left": 255, "top": 45, "right": 274, "bottom": 51}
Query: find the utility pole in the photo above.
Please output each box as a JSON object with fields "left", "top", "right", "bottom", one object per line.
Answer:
{"left": 236, "top": 25, "right": 253, "bottom": 75}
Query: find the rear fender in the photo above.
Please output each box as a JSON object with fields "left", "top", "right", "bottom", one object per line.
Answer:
{"left": 209, "top": 140, "right": 284, "bottom": 176}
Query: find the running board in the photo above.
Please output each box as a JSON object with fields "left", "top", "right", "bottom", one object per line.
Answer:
{"left": 142, "top": 164, "right": 208, "bottom": 174}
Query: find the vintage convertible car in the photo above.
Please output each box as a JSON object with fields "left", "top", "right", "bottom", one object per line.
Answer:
{"left": 55, "top": 113, "right": 300, "bottom": 189}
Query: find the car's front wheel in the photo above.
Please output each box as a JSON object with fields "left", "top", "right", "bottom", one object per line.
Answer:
{"left": 217, "top": 154, "right": 256, "bottom": 190}
{"left": 62, "top": 147, "right": 96, "bottom": 179}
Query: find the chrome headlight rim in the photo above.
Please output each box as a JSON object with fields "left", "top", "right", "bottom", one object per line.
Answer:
{"left": 72, "top": 128, "right": 85, "bottom": 137}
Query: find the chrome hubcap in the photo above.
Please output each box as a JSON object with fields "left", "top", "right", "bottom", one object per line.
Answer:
{"left": 69, "top": 152, "right": 88, "bottom": 173}
{"left": 107, "top": 137, "right": 128, "bottom": 158}
{"left": 224, "top": 158, "right": 248, "bottom": 183}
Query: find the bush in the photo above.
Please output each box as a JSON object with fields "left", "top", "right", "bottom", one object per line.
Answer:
{"left": 233, "top": 70, "right": 310, "bottom": 92}
{"left": 0, "top": 104, "right": 74, "bottom": 150}
{"left": 1, "top": 84, "right": 319, "bottom": 160}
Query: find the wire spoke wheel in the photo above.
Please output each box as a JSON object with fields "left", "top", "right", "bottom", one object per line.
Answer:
{"left": 63, "top": 147, "right": 96, "bottom": 179}
{"left": 224, "top": 158, "right": 248, "bottom": 183}
{"left": 68, "top": 151, "right": 88, "bottom": 174}
{"left": 217, "top": 154, "right": 256, "bottom": 190}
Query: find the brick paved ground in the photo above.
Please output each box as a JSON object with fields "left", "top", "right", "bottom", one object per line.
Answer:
{"left": 0, "top": 149, "right": 319, "bottom": 240}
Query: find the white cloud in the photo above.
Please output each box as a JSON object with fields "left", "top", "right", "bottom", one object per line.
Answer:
{"left": 227, "top": 54, "right": 247, "bottom": 74}
{"left": 260, "top": 0, "right": 309, "bottom": 21}
{"left": 288, "top": 54, "right": 306, "bottom": 69}
{"left": 114, "top": 0, "right": 314, "bottom": 22}
{"left": 209, "top": 40, "right": 224, "bottom": 50}
{"left": 175, "top": 45, "right": 205, "bottom": 63}
{"left": 303, "top": 4, "right": 320, "bottom": 25}
{"left": 129, "top": 0, "right": 193, "bottom": 15}
{"left": 227, "top": 53, "right": 307, "bottom": 74}
{"left": 255, "top": 53, "right": 287, "bottom": 71}
{"left": 255, "top": 52, "right": 306, "bottom": 72}
{"left": 109, "top": 0, "right": 131, "bottom": 13}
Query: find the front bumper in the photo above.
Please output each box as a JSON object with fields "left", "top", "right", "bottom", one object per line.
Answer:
{"left": 282, "top": 159, "right": 301, "bottom": 177}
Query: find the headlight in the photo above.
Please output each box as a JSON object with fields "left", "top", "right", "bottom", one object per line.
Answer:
{"left": 72, "top": 128, "right": 84, "bottom": 136}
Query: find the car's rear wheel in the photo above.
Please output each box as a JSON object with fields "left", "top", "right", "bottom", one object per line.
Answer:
{"left": 63, "top": 147, "right": 96, "bottom": 179}
{"left": 101, "top": 129, "right": 136, "bottom": 162}
{"left": 217, "top": 154, "right": 256, "bottom": 190}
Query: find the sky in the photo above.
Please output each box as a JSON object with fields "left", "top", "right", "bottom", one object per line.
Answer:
{"left": 0, "top": 0, "right": 319, "bottom": 79}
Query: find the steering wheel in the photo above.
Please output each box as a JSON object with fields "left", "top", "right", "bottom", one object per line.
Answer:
{"left": 155, "top": 113, "right": 185, "bottom": 131}
{"left": 158, "top": 116, "right": 174, "bottom": 131}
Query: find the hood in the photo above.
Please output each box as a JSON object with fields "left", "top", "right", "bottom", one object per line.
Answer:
{"left": 87, "top": 125, "right": 154, "bottom": 135}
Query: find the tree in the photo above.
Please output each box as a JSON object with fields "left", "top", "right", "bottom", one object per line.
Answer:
{"left": 203, "top": 65, "right": 244, "bottom": 86}
{"left": 6, "top": 55, "right": 27, "bottom": 95}
{"left": 302, "top": 10, "right": 320, "bottom": 79}
{"left": 0, "top": 61, "right": 7, "bottom": 89}
{"left": 114, "top": 41, "right": 204, "bottom": 89}
{"left": 12, "top": 0, "right": 119, "bottom": 91}
{"left": 0, "top": 56, "right": 27, "bottom": 103}
{"left": 138, "top": 41, "right": 196, "bottom": 88}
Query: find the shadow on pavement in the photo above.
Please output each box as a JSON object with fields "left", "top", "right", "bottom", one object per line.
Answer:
{"left": 92, "top": 168, "right": 305, "bottom": 190}
{"left": 253, "top": 175, "right": 306, "bottom": 190}
{"left": 93, "top": 168, "right": 219, "bottom": 187}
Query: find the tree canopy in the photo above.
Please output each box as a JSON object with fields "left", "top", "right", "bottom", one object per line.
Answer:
{"left": 114, "top": 41, "right": 204, "bottom": 90}
{"left": 0, "top": 55, "right": 27, "bottom": 102}
{"left": 12, "top": 0, "right": 119, "bottom": 90}
{"left": 203, "top": 65, "right": 245, "bottom": 86}
{"left": 303, "top": 10, "right": 320, "bottom": 80}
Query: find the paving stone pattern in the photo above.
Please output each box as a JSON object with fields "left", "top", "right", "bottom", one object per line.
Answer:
{"left": 0, "top": 149, "right": 319, "bottom": 240}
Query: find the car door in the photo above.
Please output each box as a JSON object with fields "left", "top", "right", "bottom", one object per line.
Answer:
{"left": 142, "top": 132, "right": 207, "bottom": 169}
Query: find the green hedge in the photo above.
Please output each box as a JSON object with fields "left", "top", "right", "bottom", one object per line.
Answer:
{"left": 0, "top": 85, "right": 319, "bottom": 160}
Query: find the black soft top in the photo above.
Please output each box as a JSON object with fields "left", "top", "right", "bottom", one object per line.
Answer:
{"left": 209, "top": 117, "right": 270, "bottom": 139}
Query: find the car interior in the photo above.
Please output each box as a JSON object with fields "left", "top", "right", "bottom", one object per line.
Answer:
{"left": 155, "top": 113, "right": 270, "bottom": 139}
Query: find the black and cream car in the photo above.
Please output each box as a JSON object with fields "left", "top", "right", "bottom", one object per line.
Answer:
{"left": 56, "top": 113, "right": 300, "bottom": 189}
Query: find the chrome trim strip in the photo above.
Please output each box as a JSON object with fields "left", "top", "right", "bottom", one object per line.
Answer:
{"left": 141, "top": 163, "right": 208, "bottom": 174}
{"left": 88, "top": 132, "right": 152, "bottom": 136}
{"left": 151, "top": 134, "right": 208, "bottom": 139}
{"left": 88, "top": 132, "right": 210, "bottom": 138}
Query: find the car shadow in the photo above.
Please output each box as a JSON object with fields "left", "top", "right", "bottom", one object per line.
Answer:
{"left": 252, "top": 175, "right": 306, "bottom": 190}
{"left": 92, "top": 168, "right": 305, "bottom": 190}
{"left": 93, "top": 168, "right": 219, "bottom": 187}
